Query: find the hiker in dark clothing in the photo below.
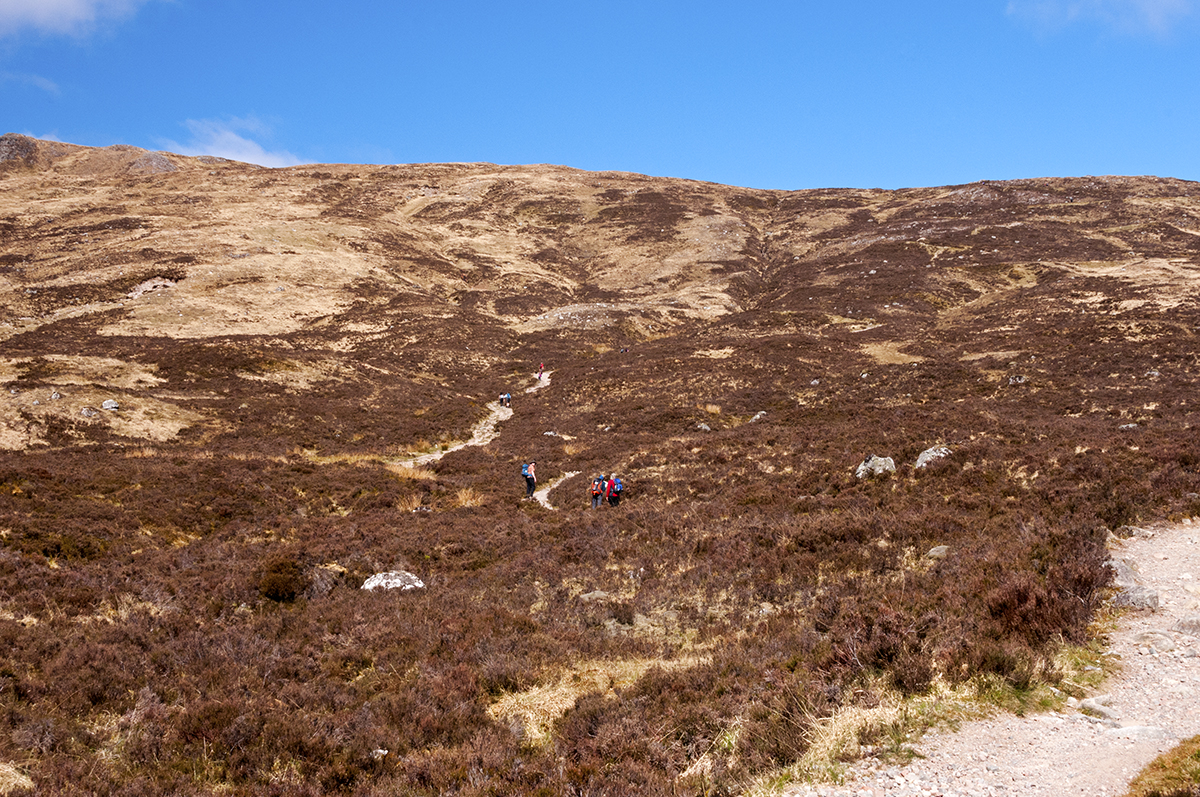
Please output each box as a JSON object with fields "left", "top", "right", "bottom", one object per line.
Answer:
{"left": 501, "top": 392, "right": 511, "bottom": 408}
{"left": 590, "top": 474, "right": 606, "bottom": 509}
{"left": 523, "top": 461, "right": 537, "bottom": 499}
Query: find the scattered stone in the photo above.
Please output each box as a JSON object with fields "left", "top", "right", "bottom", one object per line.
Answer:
{"left": 926, "top": 545, "right": 950, "bottom": 560}
{"left": 101, "top": 399, "right": 119, "bottom": 410}
{"left": 1105, "top": 725, "right": 1172, "bottom": 740}
{"left": 1008, "top": 375, "right": 1027, "bottom": 385}
{"left": 1172, "top": 616, "right": 1200, "bottom": 637}
{"left": 749, "top": 411, "right": 766, "bottom": 422}
{"left": 360, "top": 571, "right": 424, "bottom": 592}
{"left": 1119, "top": 423, "right": 1139, "bottom": 430}
{"left": 50, "top": 392, "right": 61, "bottom": 400}
{"left": 579, "top": 590, "right": 611, "bottom": 603}
{"left": 855, "top": 454, "right": 895, "bottom": 479}
{"left": 80, "top": 407, "right": 98, "bottom": 418}
{"left": 696, "top": 423, "right": 711, "bottom": 432}
{"left": 914, "top": 445, "right": 951, "bottom": 469}
{"left": 1131, "top": 630, "right": 1176, "bottom": 652}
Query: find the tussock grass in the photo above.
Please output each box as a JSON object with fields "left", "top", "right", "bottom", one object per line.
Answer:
{"left": 453, "top": 487, "right": 484, "bottom": 508}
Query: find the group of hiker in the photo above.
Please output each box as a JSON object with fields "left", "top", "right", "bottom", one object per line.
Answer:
{"left": 589, "top": 474, "right": 624, "bottom": 508}
{"left": 520, "top": 462, "right": 626, "bottom": 509}
{"left": 514, "top": 362, "right": 625, "bottom": 509}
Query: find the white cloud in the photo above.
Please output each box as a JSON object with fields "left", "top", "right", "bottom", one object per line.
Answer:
{"left": 0, "top": 70, "right": 60, "bottom": 93}
{"left": 161, "top": 118, "right": 306, "bottom": 168}
{"left": 1007, "top": 0, "right": 1195, "bottom": 35}
{"left": 0, "top": 0, "right": 152, "bottom": 37}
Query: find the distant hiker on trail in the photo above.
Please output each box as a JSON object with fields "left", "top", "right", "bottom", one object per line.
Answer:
{"left": 500, "top": 392, "right": 511, "bottom": 408}
{"left": 537, "top": 362, "right": 545, "bottom": 380}
{"left": 607, "top": 474, "right": 623, "bottom": 507}
{"left": 522, "top": 461, "right": 537, "bottom": 499}
{"left": 590, "top": 474, "right": 606, "bottom": 509}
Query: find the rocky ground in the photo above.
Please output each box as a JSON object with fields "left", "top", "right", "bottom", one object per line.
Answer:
{"left": 783, "top": 519, "right": 1200, "bottom": 797}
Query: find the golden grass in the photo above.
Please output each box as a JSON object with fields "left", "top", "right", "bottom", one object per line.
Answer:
{"left": 453, "top": 487, "right": 484, "bottom": 508}
{"left": 488, "top": 655, "right": 710, "bottom": 746}
{"left": 1123, "top": 734, "right": 1200, "bottom": 797}
{"left": 397, "top": 493, "right": 426, "bottom": 512}
{"left": 0, "top": 762, "right": 33, "bottom": 795}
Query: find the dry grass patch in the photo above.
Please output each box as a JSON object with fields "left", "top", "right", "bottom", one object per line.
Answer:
{"left": 0, "top": 762, "right": 34, "bottom": 795}
{"left": 488, "top": 655, "right": 711, "bottom": 746}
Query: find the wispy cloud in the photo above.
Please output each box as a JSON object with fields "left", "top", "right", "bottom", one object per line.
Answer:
{"left": 0, "top": 70, "right": 60, "bottom": 93}
{"left": 0, "top": 0, "right": 153, "bottom": 37}
{"left": 160, "top": 118, "right": 306, "bottom": 168}
{"left": 1007, "top": 0, "right": 1195, "bottom": 35}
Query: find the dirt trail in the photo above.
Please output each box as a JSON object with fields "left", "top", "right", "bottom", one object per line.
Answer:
{"left": 783, "top": 519, "right": 1200, "bottom": 796}
{"left": 534, "top": 471, "right": 580, "bottom": 510}
{"left": 394, "top": 371, "right": 552, "bottom": 467}
{"left": 396, "top": 402, "right": 513, "bottom": 468}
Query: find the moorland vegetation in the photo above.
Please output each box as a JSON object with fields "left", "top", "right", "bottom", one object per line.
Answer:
{"left": 0, "top": 134, "right": 1199, "bottom": 794}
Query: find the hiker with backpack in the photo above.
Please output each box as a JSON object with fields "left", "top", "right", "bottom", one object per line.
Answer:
{"left": 522, "top": 461, "right": 537, "bottom": 499}
{"left": 607, "top": 474, "right": 624, "bottom": 507}
{"left": 590, "top": 474, "right": 606, "bottom": 509}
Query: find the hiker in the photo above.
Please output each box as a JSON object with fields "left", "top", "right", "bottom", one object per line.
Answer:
{"left": 607, "top": 474, "right": 623, "bottom": 507}
{"left": 502, "top": 392, "right": 511, "bottom": 408}
{"left": 522, "top": 461, "right": 537, "bottom": 499}
{"left": 590, "top": 474, "right": 606, "bottom": 509}
{"left": 537, "top": 362, "right": 545, "bottom": 380}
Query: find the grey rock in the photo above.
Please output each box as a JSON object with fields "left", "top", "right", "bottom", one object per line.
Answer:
{"left": 1112, "top": 585, "right": 1159, "bottom": 611}
{"left": 1172, "top": 616, "right": 1200, "bottom": 637}
{"left": 360, "top": 571, "right": 425, "bottom": 592}
{"left": 855, "top": 454, "right": 896, "bottom": 479}
{"left": 305, "top": 564, "right": 348, "bottom": 598}
{"left": 1080, "top": 695, "right": 1119, "bottom": 721}
{"left": 914, "top": 445, "right": 951, "bottom": 469}
{"left": 1109, "top": 557, "right": 1140, "bottom": 585}
{"left": 579, "top": 590, "right": 611, "bottom": 603}
{"left": 1008, "top": 375, "right": 1027, "bottom": 385}
{"left": 1119, "top": 423, "right": 1139, "bottom": 430}
{"left": 50, "top": 392, "right": 61, "bottom": 400}
{"left": 1131, "top": 630, "right": 1176, "bottom": 652}
{"left": 101, "top": 399, "right": 120, "bottom": 410}
{"left": 80, "top": 406, "right": 98, "bottom": 418}
{"left": 926, "top": 545, "right": 950, "bottom": 560}
{"left": 696, "top": 423, "right": 711, "bottom": 432}
{"left": 126, "top": 152, "right": 177, "bottom": 175}
{"left": 749, "top": 411, "right": 767, "bottom": 422}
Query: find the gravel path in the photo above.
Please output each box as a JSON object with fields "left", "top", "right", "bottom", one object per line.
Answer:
{"left": 783, "top": 519, "right": 1200, "bottom": 797}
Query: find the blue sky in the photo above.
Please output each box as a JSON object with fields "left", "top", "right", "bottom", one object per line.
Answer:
{"left": 1, "top": 0, "right": 1197, "bottom": 189}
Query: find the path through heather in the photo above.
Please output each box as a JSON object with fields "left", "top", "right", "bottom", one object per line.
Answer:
{"left": 783, "top": 519, "right": 1200, "bottom": 796}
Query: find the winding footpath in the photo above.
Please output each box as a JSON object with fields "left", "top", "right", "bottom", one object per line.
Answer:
{"left": 782, "top": 519, "right": 1200, "bottom": 797}
{"left": 394, "top": 371, "right": 577, "bottom": 508}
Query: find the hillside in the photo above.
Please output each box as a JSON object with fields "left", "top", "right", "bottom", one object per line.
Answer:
{"left": 1, "top": 133, "right": 1199, "bottom": 795}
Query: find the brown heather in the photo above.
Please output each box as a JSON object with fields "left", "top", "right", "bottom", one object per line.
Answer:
{"left": 0, "top": 135, "right": 1198, "bottom": 794}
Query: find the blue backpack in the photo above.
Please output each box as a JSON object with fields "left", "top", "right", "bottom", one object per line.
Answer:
{"left": 521, "top": 463, "right": 530, "bottom": 477}
{"left": 613, "top": 477, "right": 624, "bottom": 493}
